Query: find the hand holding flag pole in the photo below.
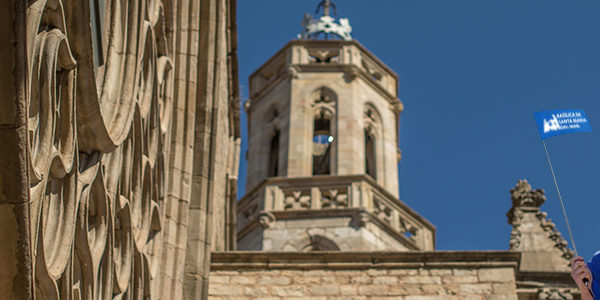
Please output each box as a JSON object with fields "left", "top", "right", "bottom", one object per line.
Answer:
{"left": 534, "top": 109, "right": 593, "bottom": 290}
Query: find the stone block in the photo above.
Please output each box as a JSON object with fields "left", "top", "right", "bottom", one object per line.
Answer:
{"left": 296, "top": 276, "right": 322, "bottom": 284}
{"left": 425, "top": 284, "right": 460, "bottom": 295}
{"left": 243, "top": 286, "right": 269, "bottom": 296}
{"left": 398, "top": 276, "right": 442, "bottom": 284}
{"left": 304, "top": 270, "right": 334, "bottom": 277}
{"left": 341, "top": 285, "right": 358, "bottom": 295}
{"left": 213, "top": 271, "right": 240, "bottom": 276}
{"left": 390, "top": 269, "right": 419, "bottom": 276}
{"left": 258, "top": 276, "right": 291, "bottom": 285}
{"left": 373, "top": 276, "right": 399, "bottom": 285}
{"left": 210, "top": 275, "right": 230, "bottom": 283}
{"left": 232, "top": 276, "right": 257, "bottom": 284}
{"left": 389, "top": 285, "right": 422, "bottom": 295}
{"left": 270, "top": 286, "right": 308, "bottom": 297}
{"left": 441, "top": 275, "right": 478, "bottom": 284}
{"left": 350, "top": 276, "right": 372, "bottom": 284}
{"left": 208, "top": 284, "right": 244, "bottom": 296}
{"left": 335, "top": 270, "right": 364, "bottom": 276}
{"left": 492, "top": 283, "right": 516, "bottom": 294}
{"left": 429, "top": 269, "right": 453, "bottom": 276}
{"left": 478, "top": 268, "right": 514, "bottom": 283}
{"left": 366, "top": 269, "right": 388, "bottom": 276}
{"left": 244, "top": 270, "right": 281, "bottom": 276}
{"left": 358, "top": 285, "right": 390, "bottom": 296}
{"left": 281, "top": 270, "right": 305, "bottom": 276}
{"left": 459, "top": 283, "right": 493, "bottom": 294}
{"left": 308, "top": 285, "right": 341, "bottom": 295}
{"left": 453, "top": 269, "right": 477, "bottom": 276}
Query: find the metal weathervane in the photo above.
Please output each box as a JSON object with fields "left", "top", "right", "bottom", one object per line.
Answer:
{"left": 299, "top": 0, "right": 352, "bottom": 41}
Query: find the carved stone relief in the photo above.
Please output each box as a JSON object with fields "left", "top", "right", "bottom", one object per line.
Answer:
{"left": 284, "top": 191, "right": 311, "bottom": 210}
{"left": 26, "top": 0, "right": 174, "bottom": 298}
{"left": 507, "top": 180, "right": 573, "bottom": 271}
{"left": 321, "top": 189, "right": 348, "bottom": 208}
{"left": 538, "top": 288, "right": 574, "bottom": 300}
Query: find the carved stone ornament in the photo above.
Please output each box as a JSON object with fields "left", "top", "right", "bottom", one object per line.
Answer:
{"left": 506, "top": 180, "right": 574, "bottom": 261}
{"left": 357, "top": 209, "right": 371, "bottom": 227}
{"left": 287, "top": 65, "right": 300, "bottom": 79}
{"left": 538, "top": 288, "right": 574, "bottom": 300}
{"left": 25, "top": 0, "right": 173, "bottom": 298}
{"left": 512, "top": 179, "right": 546, "bottom": 208}
{"left": 258, "top": 211, "right": 277, "bottom": 229}
{"left": 300, "top": 15, "right": 352, "bottom": 41}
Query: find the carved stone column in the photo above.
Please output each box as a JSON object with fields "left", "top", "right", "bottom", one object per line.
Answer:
{"left": 0, "top": 1, "right": 34, "bottom": 300}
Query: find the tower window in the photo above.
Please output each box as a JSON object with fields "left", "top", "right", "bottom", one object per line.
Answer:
{"left": 365, "top": 130, "right": 376, "bottom": 180}
{"left": 268, "top": 131, "right": 279, "bottom": 177}
{"left": 313, "top": 110, "right": 332, "bottom": 175}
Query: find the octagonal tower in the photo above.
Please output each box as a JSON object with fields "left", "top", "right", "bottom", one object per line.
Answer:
{"left": 237, "top": 1, "right": 435, "bottom": 252}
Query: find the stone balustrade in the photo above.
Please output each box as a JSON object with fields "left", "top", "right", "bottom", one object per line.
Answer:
{"left": 237, "top": 175, "right": 435, "bottom": 251}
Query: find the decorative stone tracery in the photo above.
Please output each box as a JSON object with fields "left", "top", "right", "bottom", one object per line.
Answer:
{"left": 25, "top": 0, "right": 175, "bottom": 298}
{"left": 10, "top": 0, "right": 241, "bottom": 299}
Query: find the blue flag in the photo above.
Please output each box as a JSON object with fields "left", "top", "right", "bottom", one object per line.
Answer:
{"left": 534, "top": 109, "right": 593, "bottom": 140}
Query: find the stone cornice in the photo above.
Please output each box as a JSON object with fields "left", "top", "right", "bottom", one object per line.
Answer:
{"left": 247, "top": 39, "right": 402, "bottom": 113}
{"left": 211, "top": 251, "right": 521, "bottom": 271}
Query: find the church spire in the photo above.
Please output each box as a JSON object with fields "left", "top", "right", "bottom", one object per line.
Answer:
{"left": 299, "top": 0, "right": 352, "bottom": 41}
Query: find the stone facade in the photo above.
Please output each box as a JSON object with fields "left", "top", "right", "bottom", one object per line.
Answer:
{"left": 0, "top": 0, "right": 240, "bottom": 300}
{"left": 208, "top": 251, "right": 578, "bottom": 300}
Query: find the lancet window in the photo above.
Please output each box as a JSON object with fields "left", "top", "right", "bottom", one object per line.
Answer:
{"left": 364, "top": 104, "right": 382, "bottom": 181}
{"left": 365, "top": 129, "right": 376, "bottom": 180}
{"left": 310, "top": 86, "right": 337, "bottom": 176}
{"left": 269, "top": 130, "right": 280, "bottom": 177}
{"left": 313, "top": 109, "right": 332, "bottom": 175}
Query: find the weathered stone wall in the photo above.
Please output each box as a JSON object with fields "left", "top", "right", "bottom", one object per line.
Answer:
{"left": 0, "top": 0, "right": 239, "bottom": 299}
{"left": 208, "top": 252, "right": 523, "bottom": 300}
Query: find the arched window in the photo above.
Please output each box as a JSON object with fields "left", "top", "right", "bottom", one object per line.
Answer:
{"left": 268, "top": 130, "right": 279, "bottom": 177}
{"left": 313, "top": 110, "right": 332, "bottom": 175}
{"left": 365, "top": 129, "right": 376, "bottom": 180}
{"left": 300, "top": 235, "right": 340, "bottom": 252}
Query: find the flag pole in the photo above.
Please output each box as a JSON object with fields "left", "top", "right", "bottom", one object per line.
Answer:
{"left": 541, "top": 139, "right": 578, "bottom": 257}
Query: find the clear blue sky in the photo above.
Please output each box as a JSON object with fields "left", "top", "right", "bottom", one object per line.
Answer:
{"left": 237, "top": 0, "right": 600, "bottom": 259}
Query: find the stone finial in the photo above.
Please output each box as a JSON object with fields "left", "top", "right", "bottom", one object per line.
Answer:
{"left": 506, "top": 180, "right": 574, "bottom": 272}
{"left": 511, "top": 179, "right": 546, "bottom": 209}
{"left": 507, "top": 179, "right": 545, "bottom": 225}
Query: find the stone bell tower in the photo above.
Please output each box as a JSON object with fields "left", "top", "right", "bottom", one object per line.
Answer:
{"left": 237, "top": 1, "right": 435, "bottom": 251}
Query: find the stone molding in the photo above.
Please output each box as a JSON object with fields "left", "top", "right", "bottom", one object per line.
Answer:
{"left": 211, "top": 251, "right": 521, "bottom": 271}
{"left": 247, "top": 40, "right": 401, "bottom": 108}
